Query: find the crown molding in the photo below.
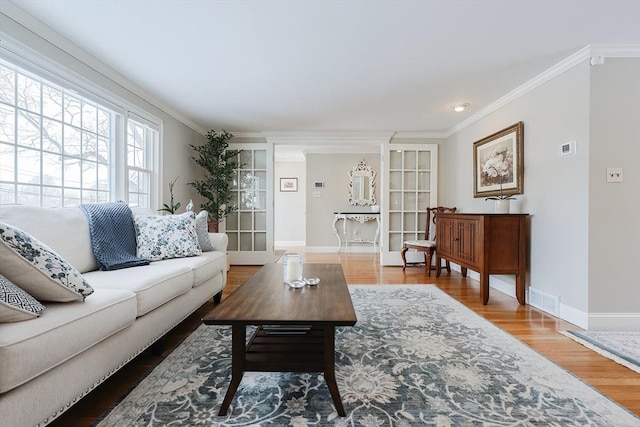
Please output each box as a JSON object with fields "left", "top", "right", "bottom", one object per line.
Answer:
{"left": 392, "top": 131, "right": 447, "bottom": 139}
{"left": 246, "top": 131, "right": 395, "bottom": 145}
{"left": 1, "top": 2, "right": 207, "bottom": 136}
{"left": 590, "top": 44, "right": 640, "bottom": 57}
{"left": 446, "top": 45, "right": 591, "bottom": 137}
{"left": 446, "top": 44, "right": 640, "bottom": 138}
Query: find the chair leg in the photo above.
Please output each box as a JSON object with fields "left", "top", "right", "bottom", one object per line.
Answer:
{"left": 424, "top": 250, "right": 432, "bottom": 277}
{"left": 400, "top": 245, "right": 409, "bottom": 271}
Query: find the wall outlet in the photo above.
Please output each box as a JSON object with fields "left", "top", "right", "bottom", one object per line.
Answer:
{"left": 606, "top": 168, "right": 623, "bottom": 183}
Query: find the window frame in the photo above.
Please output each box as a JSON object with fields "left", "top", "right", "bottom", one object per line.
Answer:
{"left": 0, "top": 41, "right": 162, "bottom": 209}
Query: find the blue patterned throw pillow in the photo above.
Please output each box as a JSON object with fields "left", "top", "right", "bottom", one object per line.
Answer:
{"left": 0, "top": 274, "right": 45, "bottom": 322}
{"left": 0, "top": 222, "right": 94, "bottom": 302}
{"left": 134, "top": 212, "right": 202, "bottom": 261}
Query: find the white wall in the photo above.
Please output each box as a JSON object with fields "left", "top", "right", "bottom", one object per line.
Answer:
{"left": 274, "top": 161, "right": 306, "bottom": 246}
{"left": 588, "top": 58, "right": 640, "bottom": 321}
{"left": 445, "top": 58, "right": 640, "bottom": 329}
{"left": 445, "top": 63, "right": 592, "bottom": 321}
{"left": 306, "top": 153, "right": 381, "bottom": 250}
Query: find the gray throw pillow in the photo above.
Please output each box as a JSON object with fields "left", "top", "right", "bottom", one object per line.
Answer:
{"left": 195, "top": 210, "right": 214, "bottom": 251}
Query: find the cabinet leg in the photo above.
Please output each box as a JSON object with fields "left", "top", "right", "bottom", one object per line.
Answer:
{"left": 480, "top": 274, "right": 489, "bottom": 305}
{"left": 516, "top": 274, "right": 526, "bottom": 305}
{"left": 435, "top": 255, "right": 442, "bottom": 277}
{"left": 460, "top": 267, "right": 468, "bottom": 278}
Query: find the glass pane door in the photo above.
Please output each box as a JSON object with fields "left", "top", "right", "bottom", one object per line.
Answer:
{"left": 381, "top": 144, "right": 438, "bottom": 266}
{"left": 222, "top": 143, "right": 273, "bottom": 264}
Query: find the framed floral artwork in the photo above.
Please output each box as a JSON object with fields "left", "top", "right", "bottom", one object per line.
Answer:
{"left": 280, "top": 177, "right": 298, "bottom": 192}
{"left": 473, "top": 122, "right": 524, "bottom": 198}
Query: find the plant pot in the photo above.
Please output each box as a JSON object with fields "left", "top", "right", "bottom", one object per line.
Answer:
{"left": 494, "top": 199, "right": 510, "bottom": 214}
{"left": 207, "top": 220, "right": 219, "bottom": 233}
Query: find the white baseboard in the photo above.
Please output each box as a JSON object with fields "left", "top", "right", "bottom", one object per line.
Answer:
{"left": 587, "top": 313, "right": 640, "bottom": 331}
{"left": 305, "top": 245, "right": 379, "bottom": 253}
{"left": 274, "top": 241, "right": 305, "bottom": 247}
{"left": 449, "top": 263, "right": 640, "bottom": 331}
{"left": 558, "top": 303, "right": 588, "bottom": 329}
{"left": 448, "top": 263, "right": 517, "bottom": 300}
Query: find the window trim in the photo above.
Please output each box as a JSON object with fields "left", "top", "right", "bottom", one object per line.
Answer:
{"left": 0, "top": 35, "right": 162, "bottom": 209}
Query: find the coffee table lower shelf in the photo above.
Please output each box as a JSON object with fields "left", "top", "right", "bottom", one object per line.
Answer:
{"left": 245, "top": 326, "right": 324, "bottom": 372}
{"left": 218, "top": 324, "right": 346, "bottom": 416}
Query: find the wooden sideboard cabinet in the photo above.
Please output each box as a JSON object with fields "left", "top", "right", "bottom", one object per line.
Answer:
{"left": 435, "top": 213, "right": 529, "bottom": 305}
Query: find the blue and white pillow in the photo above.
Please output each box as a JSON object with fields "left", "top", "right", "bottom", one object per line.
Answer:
{"left": 134, "top": 212, "right": 202, "bottom": 261}
{"left": 195, "top": 210, "right": 214, "bottom": 252}
{"left": 0, "top": 222, "right": 94, "bottom": 302}
{"left": 0, "top": 274, "right": 45, "bottom": 322}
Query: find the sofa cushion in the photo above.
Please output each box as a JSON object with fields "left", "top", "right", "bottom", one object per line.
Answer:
{"left": 159, "top": 250, "right": 227, "bottom": 287}
{"left": 0, "top": 288, "right": 136, "bottom": 393}
{"left": 0, "top": 222, "right": 94, "bottom": 302}
{"left": 0, "top": 205, "right": 98, "bottom": 273}
{"left": 195, "top": 210, "right": 214, "bottom": 251}
{"left": 83, "top": 262, "right": 193, "bottom": 316}
{"left": 0, "top": 274, "right": 45, "bottom": 322}
{"left": 134, "top": 212, "right": 202, "bottom": 261}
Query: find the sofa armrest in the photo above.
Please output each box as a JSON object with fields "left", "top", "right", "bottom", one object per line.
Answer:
{"left": 208, "top": 233, "right": 228, "bottom": 252}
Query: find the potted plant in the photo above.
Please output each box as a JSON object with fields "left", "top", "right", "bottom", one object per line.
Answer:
{"left": 158, "top": 176, "right": 181, "bottom": 214}
{"left": 189, "top": 130, "right": 241, "bottom": 232}
{"left": 482, "top": 162, "right": 516, "bottom": 213}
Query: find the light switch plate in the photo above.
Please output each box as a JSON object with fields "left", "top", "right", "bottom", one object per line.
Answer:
{"left": 606, "top": 168, "right": 623, "bottom": 183}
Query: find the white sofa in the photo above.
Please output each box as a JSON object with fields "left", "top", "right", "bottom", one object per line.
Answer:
{"left": 0, "top": 205, "right": 228, "bottom": 427}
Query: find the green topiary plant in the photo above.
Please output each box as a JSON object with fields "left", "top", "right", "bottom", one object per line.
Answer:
{"left": 189, "top": 130, "right": 241, "bottom": 232}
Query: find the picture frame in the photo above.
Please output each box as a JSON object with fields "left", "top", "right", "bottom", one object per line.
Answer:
{"left": 280, "top": 177, "right": 298, "bottom": 192}
{"left": 473, "top": 121, "right": 524, "bottom": 198}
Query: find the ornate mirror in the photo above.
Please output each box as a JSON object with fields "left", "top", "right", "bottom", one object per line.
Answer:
{"left": 348, "top": 159, "right": 376, "bottom": 206}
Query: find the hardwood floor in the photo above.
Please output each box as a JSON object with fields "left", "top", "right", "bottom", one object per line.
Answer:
{"left": 50, "top": 253, "right": 640, "bottom": 426}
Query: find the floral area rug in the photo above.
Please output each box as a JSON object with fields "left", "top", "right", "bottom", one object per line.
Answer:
{"left": 560, "top": 330, "right": 640, "bottom": 374}
{"left": 97, "top": 285, "right": 639, "bottom": 426}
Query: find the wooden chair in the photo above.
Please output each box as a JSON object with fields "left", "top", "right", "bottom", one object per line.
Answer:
{"left": 400, "top": 206, "right": 457, "bottom": 275}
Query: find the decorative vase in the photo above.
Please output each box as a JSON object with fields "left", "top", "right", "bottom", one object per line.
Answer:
{"left": 494, "top": 199, "right": 510, "bottom": 214}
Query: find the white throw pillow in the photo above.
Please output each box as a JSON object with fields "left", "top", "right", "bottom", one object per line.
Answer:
{"left": 0, "top": 274, "right": 45, "bottom": 322}
{"left": 0, "top": 222, "right": 94, "bottom": 302}
{"left": 134, "top": 212, "right": 202, "bottom": 261}
{"left": 195, "top": 210, "right": 214, "bottom": 251}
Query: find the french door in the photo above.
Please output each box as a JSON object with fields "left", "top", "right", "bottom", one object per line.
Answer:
{"left": 380, "top": 143, "right": 438, "bottom": 266}
{"left": 221, "top": 143, "right": 274, "bottom": 265}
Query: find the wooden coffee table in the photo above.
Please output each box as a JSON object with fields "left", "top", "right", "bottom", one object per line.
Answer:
{"left": 202, "top": 263, "right": 357, "bottom": 416}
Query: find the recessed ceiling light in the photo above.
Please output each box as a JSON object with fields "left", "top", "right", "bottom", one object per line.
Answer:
{"left": 452, "top": 103, "right": 469, "bottom": 112}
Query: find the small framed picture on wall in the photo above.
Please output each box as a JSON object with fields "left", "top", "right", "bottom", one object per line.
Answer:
{"left": 280, "top": 177, "right": 298, "bottom": 192}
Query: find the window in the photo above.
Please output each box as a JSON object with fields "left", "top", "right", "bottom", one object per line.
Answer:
{"left": 0, "top": 58, "right": 159, "bottom": 208}
{"left": 127, "top": 119, "right": 157, "bottom": 208}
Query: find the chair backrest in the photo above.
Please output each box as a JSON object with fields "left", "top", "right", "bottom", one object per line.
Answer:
{"left": 425, "top": 207, "right": 457, "bottom": 240}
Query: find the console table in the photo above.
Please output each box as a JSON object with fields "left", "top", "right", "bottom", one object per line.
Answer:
{"left": 435, "top": 213, "right": 529, "bottom": 305}
{"left": 332, "top": 212, "right": 380, "bottom": 252}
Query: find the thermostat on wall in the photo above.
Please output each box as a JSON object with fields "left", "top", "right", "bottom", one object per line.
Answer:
{"left": 560, "top": 141, "right": 576, "bottom": 156}
{"left": 314, "top": 181, "right": 324, "bottom": 188}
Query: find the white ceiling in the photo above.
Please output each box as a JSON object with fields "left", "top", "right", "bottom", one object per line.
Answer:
{"left": 6, "top": 0, "right": 640, "bottom": 136}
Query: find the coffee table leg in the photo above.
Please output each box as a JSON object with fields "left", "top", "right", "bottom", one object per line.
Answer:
{"left": 323, "top": 326, "right": 346, "bottom": 417}
{"left": 219, "top": 324, "right": 245, "bottom": 416}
